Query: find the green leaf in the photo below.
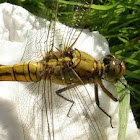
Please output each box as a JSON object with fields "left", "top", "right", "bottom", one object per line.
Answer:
{"left": 117, "top": 56, "right": 140, "bottom": 67}
{"left": 125, "top": 70, "right": 140, "bottom": 80}
{"left": 115, "top": 78, "right": 130, "bottom": 140}
{"left": 59, "top": 0, "right": 117, "bottom": 10}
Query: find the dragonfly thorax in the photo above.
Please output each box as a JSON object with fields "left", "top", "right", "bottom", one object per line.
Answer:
{"left": 43, "top": 48, "right": 104, "bottom": 85}
{"left": 43, "top": 50, "right": 125, "bottom": 85}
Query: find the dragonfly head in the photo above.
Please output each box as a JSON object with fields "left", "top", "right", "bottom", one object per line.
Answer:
{"left": 103, "top": 55, "right": 125, "bottom": 83}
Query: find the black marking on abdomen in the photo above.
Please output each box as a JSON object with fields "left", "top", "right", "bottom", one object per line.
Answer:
{"left": 12, "top": 65, "right": 17, "bottom": 81}
{"left": 0, "top": 72, "right": 11, "bottom": 76}
{"left": 28, "top": 62, "right": 33, "bottom": 81}
{"left": 23, "top": 62, "right": 29, "bottom": 82}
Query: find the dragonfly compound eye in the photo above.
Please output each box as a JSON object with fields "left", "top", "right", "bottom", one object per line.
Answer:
{"left": 103, "top": 55, "right": 126, "bottom": 83}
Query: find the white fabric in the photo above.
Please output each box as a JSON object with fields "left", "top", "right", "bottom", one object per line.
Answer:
{"left": 0, "top": 3, "right": 139, "bottom": 140}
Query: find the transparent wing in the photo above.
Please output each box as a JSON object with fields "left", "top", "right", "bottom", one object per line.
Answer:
{"left": 16, "top": 0, "right": 108, "bottom": 140}
{"left": 20, "top": 18, "right": 49, "bottom": 62}
{"left": 21, "top": 0, "right": 92, "bottom": 62}
{"left": 16, "top": 80, "right": 106, "bottom": 140}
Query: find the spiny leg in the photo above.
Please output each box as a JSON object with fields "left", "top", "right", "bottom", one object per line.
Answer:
{"left": 97, "top": 78, "right": 118, "bottom": 102}
{"left": 56, "top": 85, "right": 76, "bottom": 117}
{"left": 118, "top": 79, "right": 131, "bottom": 101}
{"left": 98, "top": 78, "right": 128, "bottom": 102}
{"left": 94, "top": 83, "right": 114, "bottom": 128}
{"left": 118, "top": 89, "right": 129, "bottom": 101}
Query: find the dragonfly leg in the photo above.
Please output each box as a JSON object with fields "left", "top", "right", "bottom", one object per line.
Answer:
{"left": 98, "top": 78, "right": 128, "bottom": 102}
{"left": 56, "top": 85, "right": 75, "bottom": 117}
{"left": 97, "top": 78, "right": 118, "bottom": 102}
{"left": 118, "top": 89, "right": 129, "bottom": 101}
{"left": 118, "top": 79, "right": 130, "bottom": 101}
{"left": 94, "top": 83, "right": 114, "bottom": 128}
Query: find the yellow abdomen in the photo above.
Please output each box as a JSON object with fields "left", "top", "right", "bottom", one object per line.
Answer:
{"left": 0, "top": 62, "right": 43, "bottom": 82}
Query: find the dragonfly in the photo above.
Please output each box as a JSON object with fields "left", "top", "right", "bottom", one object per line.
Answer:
{"left": 0, "top": 1, "right": 127, "bottom": 140}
